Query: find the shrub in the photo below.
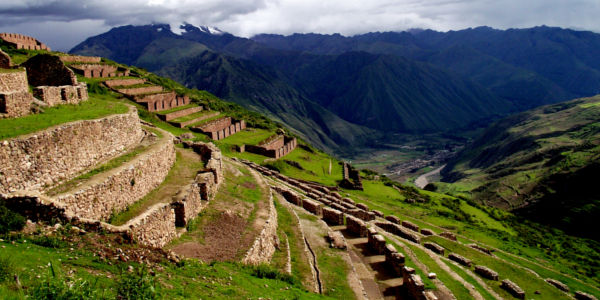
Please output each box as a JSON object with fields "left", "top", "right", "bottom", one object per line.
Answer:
{"left": 0, "top": 203, "right": 26, "bottom": 234}
{"left": 115, "top": 266, "right": 158, "bottom": 300}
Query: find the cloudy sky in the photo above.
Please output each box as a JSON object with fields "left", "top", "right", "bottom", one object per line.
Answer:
{"left": 1, "top": 0, "right": 599, "bottom": 51}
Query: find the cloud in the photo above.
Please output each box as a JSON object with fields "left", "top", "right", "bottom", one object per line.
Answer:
{"left": 0, "top": 0, "right": 599, "bottom": 50}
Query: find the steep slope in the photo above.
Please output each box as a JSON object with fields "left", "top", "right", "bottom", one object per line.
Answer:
{"left": 71, "top": 24, "right": 509, "bottom": 141}
{"left": 253, "top": 26, "right": 600, "bottom": 108}
{"left": 441, "top": 96, "right": 600, "bottom": 240}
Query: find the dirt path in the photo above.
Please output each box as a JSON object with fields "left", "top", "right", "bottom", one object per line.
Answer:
{"left": 169, "top": 160, "right": 270, "bottom": 261}
{"left": 414, "top": 165, "right": 445, "bottom": 189}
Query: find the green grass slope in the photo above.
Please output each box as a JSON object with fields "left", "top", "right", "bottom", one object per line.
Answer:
{"left": 442, "top": 95, "right": 600, "bottom": 241}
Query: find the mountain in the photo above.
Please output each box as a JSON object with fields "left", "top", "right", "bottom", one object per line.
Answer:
{"left": 253, "top": 26, "right": 600, "bottom": 110}
{"left": 441, "top": 95, "right": 600, "bottom": 240}
{"left": 71, "top": 24, "right": 510, "bottom": 153}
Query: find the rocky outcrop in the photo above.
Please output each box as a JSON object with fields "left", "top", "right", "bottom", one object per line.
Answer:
{"left": 0, "top": 106, "right": 144, "bottom": 193}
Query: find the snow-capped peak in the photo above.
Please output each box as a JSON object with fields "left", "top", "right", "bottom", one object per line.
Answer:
{"left": 198, "top": 25, "right": 225, "bottom": 35}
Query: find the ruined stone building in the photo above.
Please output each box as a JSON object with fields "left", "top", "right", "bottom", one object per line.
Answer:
{"left": 0, "top": 33, "right": 50, "bottom": 51}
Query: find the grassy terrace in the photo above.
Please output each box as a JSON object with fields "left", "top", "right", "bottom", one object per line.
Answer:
{"left": 154, "top": 103, "right": 198, "bottom": 115}
{"left": 0, "top": 95, "right": 129, "bottom": 140}
{"left": 170, "top": 110, "right": 220, "bottom": 124}
{"left": 45, "top": 126, "right": 162, "bottom": 196}
{"left": 425, "top": 235, "right": 569, "bottom": 299}
{"left": 187, "top": 113, "right": 226, "bottom": 127}
{"left": 110, "top": 148, "right": 204, "bottom": 225}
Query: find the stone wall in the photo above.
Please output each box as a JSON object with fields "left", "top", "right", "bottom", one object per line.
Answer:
{"left": 501, "top": 279, "right": 525, "bottom": 299}
{"left": 22, "top": 54, "right": 77, "bottom": 87}
{"left": 0, "top": 69, "right": 29, "bottom": 93}
{"left": 469, "top": 244, "right": 493, "bottom": 255}
{"left": 340, "top": 162, "right": 363, "bottom": 190}
{"left": 575, "top": 291, "right": 597, "bottom": 300}
{"left": 424, "top": 242, "right": 445, "bottom": 255}
{"left": 69, "top": 64, "right": 128, "bottom": 78}
{"left": 421, "top": 229, "right": 435, "bottom": 236}
{"left": 439, "top": 231, "right": 457, "bottom": 241}
{"left": 0, "top": 91, "right": 33, "bottom": 118}
{"left": 375, "top": 221, "right": 421, "bottom": 243}
{"left": 197, "top": 118, "right": 246, "bottom": 141}
{"left": 384, "top": 244, "right": 405, "bottom": 275}
{"left": 346, "top": 215, "right": 367, "bottom": 237}
{"left": 402, "top": 220, "right": 419, "bottom": 232}
{"left": 302, "top": 198, "right": 322, "bottom": 216}
{"left": 474, "top": 265, "right": 499, "bottom": 280}
{"left": 545, "top": 279, "right": 569, "bottom": 292}
{"left": 448, "top": 253, "right": 472, "bottom": 267}
{"left": 243, "top": 192, "right": 279, "bottom": 265}
{"left": 174, "top": 111, "right": 219, "bottom": 128}
{"left": 59, "top": 55, "right": 101, "bottom": 63}
{"left": 172, "top": 182, "right": 204, "bottom": 227}
{"left": 161, "top": 106, "right": 203, "bottom": 122}
{"left": 127, "top": 203, "right": 177, "bottom": 248}
{"left": 118, "top": 85, "right": 163, "bottom": 96}
{"left": 33, "top": 83, "right": 88, "bottom": 106}
{"left": 0, "top": 49, "right": 11, "bottom": 68}
{"left": 104, "top": 78, "right": 146, "bottom": 88}
{"left": 322, "top": 207, "right": 344, "bottom": 225}
{"left": 385, "top": 215, "right": 401, "bottom": 224}
{"left": 0, "top": 33, "right": 50, "bottom": 51}
{"left": 346, "top": 208, "right": 375, "bottom": 221}
{"left": 55, "top": 134, "right": 175, "bottom": 220}
{"left": 0, "top": 106, "right": 144, "bottom": 193}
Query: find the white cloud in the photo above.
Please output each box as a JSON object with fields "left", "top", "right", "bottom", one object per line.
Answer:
{"left": 0, "top": 0, "right": 599, "bottom": 50}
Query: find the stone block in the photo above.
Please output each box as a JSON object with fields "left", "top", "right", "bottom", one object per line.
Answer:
{"left": 302, "top": 198, "right": 322, "bottom": 216}
{"left": 475, "top": 265, "right": 499, "bottom": 280}
{"left": 448, "top": 253, "right": 472, "bottom": 267}
{"left": 424, "top": 242, "right": 445, "bottom": 255}
{"left": 385, "top": 215, "right": 401, "bottom": 224}
{"left": 322, "top": 207, "right": 344, "bottom": 225}
{"left": 421, "top": 228, "right": 435, "bottom": 236}
{"left": 501, "top": 279, "right": 525, "bottom": 299}
{"left": 440, "top": 231, "right": 457, "bottom": 241}
{"left": 345, "top": 215, "right": 367, "bottom": 237}
{"left": 402, "top": 220, "right": 420, "bottom": 232}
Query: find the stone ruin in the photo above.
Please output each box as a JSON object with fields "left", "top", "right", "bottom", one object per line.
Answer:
{"left": 385, "top": 215, "right": 401, "bottom": 224}
{"left": 501, "top": 279, "right": 525, "bottom": 299}
{"left": 403, "top": 267, "right": 437, "bottom": 300}
{"left": 302, "top": 197, "right": 322, "bottom": 216}
{"left": 21, "top": 54, "right": 88, "bottom": 106}
{"left": 245, "top": 134, "right": 298, "bottom": 159}
{"left": 69, "top": 63, "right": 129, "bottom": 78}
{"left": 194, "top": 116, "right": 246, "bottom": 140}
{"left": 402, "top": 220, "right": 420, "bottom": 232}
{"left": 385, "top": 243, "right": 405, "bottom": 276}
{"left": 439, "top": 231, "right": 457, "bottom": 241}
{"left": 375, "top": 221, "right": 421, "bottom": 243}
{"left": 339, "top": 162, "right": 363, "bottom": 190}
{"left": 575, "top": 291, "right": 598, "bottom": 300}
{"left": 59, "top": 55, "right": 101, "bottom": 64}
{"left": 469, "top": 243, "right": 493, "bottom": 255}
{"left": 421, "top": 228, "right": 435, "bottom": 236}
{"left": 0, "top": 49, "right": 11, "bottom": 68}
{"left": 0, "top": 67, "right": 35, "bottom": 118}
{"left": 0, "top": 33, "right": 50, "bottom": 51}
{"left": 474, "top": 265, "right": 498, "bottom": 280}
{"left": 424, "top": 242, "right": 445, "bottom": 255}
{"left": 346, "top": 208, "right": 376, "bottom": 222}
{"left": 346, "top": 215, "right": 368, "bottom": 237}
{"left": 322, "top": 206, "right": 344, "bottom": 225}
{"left": 448, "top": 253, "right": 472, "bottom": 267}
{"left": 545, "top": 278, "right": 569, "bottom": 292}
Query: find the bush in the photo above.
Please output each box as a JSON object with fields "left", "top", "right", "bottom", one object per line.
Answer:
{"left": 115, "top": 267, "right": 158, "bottom": 300}
{"left": 0, "top": 203, "right": 26, "bottom": 234}
{"left": 31, "top": 235, "right": 66, "bottom": 249}
{"left": 0, "top": 256, "right": 16, "bottom": 283}
{"left": 250, "top": 264, "right": 297, "bottom": 285}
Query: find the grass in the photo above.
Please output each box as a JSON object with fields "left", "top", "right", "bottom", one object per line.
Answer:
{"left": 442, "top": 260, "right": 497, "bottom": 300}
{"left": 0, "top": 95, "right": 128, "bottom": 140}
{"left": 425, "top": 235, "right": 570, "bottom": 299}
{"left": 170, "top": 110, "right": 220, "bottom": 123}
{"left": 0, "top": 232, "right": 332, "bottom": 299}
{"left": 401, "top": 242, "right": 475, "bottom": 299}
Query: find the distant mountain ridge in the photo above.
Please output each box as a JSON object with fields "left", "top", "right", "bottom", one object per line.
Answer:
{"left": 71, "top": 24, "right": 600, "bottom": 153}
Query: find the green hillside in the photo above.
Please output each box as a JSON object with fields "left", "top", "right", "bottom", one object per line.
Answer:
{"left": 2, "top": 43, "right": 599, "bottom": 300}
{"left": 441, "top": 96, "right": 600, "bottom": 240}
